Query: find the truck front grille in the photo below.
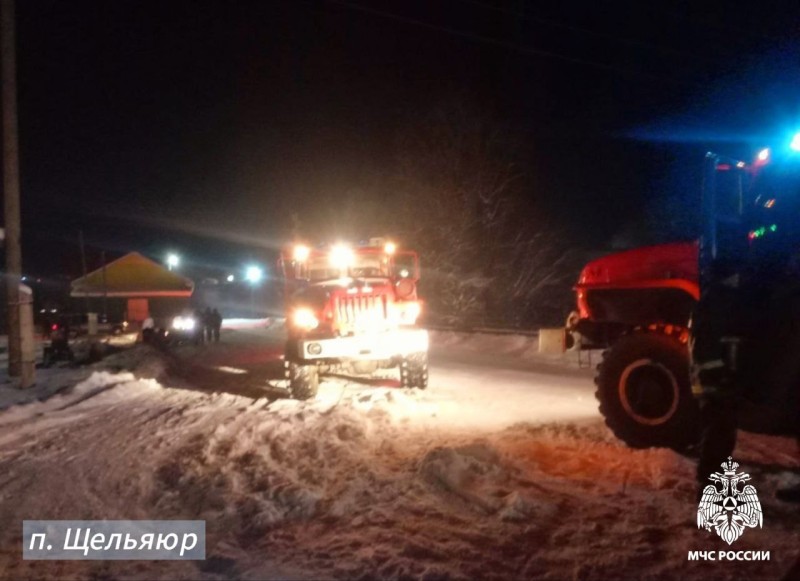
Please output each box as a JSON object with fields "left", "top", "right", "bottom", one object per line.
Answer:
{"left": 334, "top": 294, "right": 389, "bottom": 329}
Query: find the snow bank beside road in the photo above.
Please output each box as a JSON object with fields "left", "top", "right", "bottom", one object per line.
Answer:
{"left": 0, "top": 368, "right": 90, "bottom": 411}
{"left": 0, "top": 371, "right": 142, "bottom": 425}
{"left": 429, "top": 329, "right": 593, "bottom": 370}
{"left": 431, "top": 329, "right": 541, "bottom": 357}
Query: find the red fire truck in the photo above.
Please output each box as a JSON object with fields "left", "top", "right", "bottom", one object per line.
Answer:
{"left": 279, "top": 238, "right": 429, "bottom": 399}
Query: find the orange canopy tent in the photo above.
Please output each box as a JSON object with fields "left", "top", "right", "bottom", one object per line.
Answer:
{"left": 71, "top": 252, "right": 193, "bottom": 322}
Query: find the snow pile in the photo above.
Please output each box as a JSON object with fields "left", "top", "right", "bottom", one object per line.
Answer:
{"left": 149, "top": 390, "right": 409, "bottom": 540}
{"left": 97, "top": 344, "right": 170, "bottom": 380}
{"left": 0, "top": 368, "right": 90, "bottom": 411}
{"left": 0, "top": 371, "right": 137, "bottom": 425}
{"left": 3, "top": 329, "right": 798, "bottom": 581}
{"left": 318, "top": 384, "right": 440, "bottom": 425}
{"left": 135, "top": 382, "right": 691, "bottom": 579}
{"left": 419, "top": 440, "right": 559, "bottom": 523}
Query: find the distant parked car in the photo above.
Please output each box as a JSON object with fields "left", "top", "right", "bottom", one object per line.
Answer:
{"left": 45, "top": 313, "right": 129, "bottom": 338}
{"left": 164, "top": 311, "right": 202, "bottom": 345}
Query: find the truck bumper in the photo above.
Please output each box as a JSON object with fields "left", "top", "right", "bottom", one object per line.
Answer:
{"left": 294, "top": 328, "right": 429, "bottom": 361}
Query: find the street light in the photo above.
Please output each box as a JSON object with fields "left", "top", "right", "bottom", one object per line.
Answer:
{"left": 245, "top": 265, "right": 263, "bottom": 283}
{"left": 167, "top": 253, "right": 180, "bottom": 271}
{"left": 245, "top": 265, "right": 263, "bottom": 315}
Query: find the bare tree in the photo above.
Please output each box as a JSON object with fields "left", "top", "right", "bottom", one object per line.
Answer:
{"left": 390, "top": 98, "right": 584, "bottom": 328}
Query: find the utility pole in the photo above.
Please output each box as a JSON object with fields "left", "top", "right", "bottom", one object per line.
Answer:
{"left": 101, "top": 251, "right": 107, "bottom": 319}
{"left": 78, "top": 229, "right": 92, "bottom": 316}
{"left": 2, "top": 0, "right": 28, "bottom": 385}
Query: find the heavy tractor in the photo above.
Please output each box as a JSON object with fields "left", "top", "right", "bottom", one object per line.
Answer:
{"left": 569, "top": 137, "right": 800, "bottom": 452}
{"left": 279, "top": 238, "right": 429, "bottom": 399}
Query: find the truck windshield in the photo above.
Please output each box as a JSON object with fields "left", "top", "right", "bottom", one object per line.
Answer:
{"left": 745, "top": 163, "right": 800, "bottom": 262}
{"left": 306, "top": 253, "right": 388, "bottom": 281}
{"left": 750, "top": 163, "right": 800, "bottom": 205}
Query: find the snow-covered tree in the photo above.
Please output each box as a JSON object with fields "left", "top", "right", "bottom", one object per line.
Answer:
{"left": 391, "top": 98, "right": 578, "bottom": 327}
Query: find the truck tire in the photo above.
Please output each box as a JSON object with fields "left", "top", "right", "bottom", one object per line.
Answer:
{"left": 287, "top": 362, "right": 319, "bottom": 400}
{"left": 400, "top": 352, "right": 428, "bottom": 389}
{"left": 595, "top": 329, "right": 699, "bottom": 451}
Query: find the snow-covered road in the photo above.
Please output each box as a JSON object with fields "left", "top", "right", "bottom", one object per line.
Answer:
{"left": 427, "top": 339, "right": 597, "bottom": 431}
{"left": 0, "top": 325, "right": 798, "bottom": 580}
{"left": 159, "top": 323, "right": 600, "bottom": 432}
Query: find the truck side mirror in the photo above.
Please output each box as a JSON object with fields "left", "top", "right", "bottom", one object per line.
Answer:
{"left": 391, "top": 251, "right": 420, "bottom": 281}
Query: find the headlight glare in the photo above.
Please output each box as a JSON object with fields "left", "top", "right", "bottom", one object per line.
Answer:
{"left": 292, "top": 308, "right": 319, "bottom": 330}
{"left": 172, "top": 316, "right": 196, "bottom": 331}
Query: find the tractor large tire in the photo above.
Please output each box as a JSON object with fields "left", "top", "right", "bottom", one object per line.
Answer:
{"left": 595, "top": 329, "right": 700, "bottom": 452}
{"left": 287, "top": 362, "right": 319, "bottom": 400}
{"left": 400, "top": 352, "right": 428, "bottom": 389}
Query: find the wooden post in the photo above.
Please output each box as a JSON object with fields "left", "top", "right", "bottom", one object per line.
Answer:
{"left": 101, "top": 251, "right": 108, "bottom": 319}
{"left": 2, "top": 0, "right": 32, "bottom": 387}
{"left": 78, "top": 230, "right": 90, "bottom": 314}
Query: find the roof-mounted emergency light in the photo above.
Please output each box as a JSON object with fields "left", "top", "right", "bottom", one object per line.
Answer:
{"left": 293, "top": 244, "right": 311, "bottom": 262}
{"left": 329, "top": 244, "right": 355, "bottom": 269}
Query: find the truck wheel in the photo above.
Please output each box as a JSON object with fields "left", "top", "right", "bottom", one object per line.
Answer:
{"left": 400, "top": 352, "right": 428, "bottom": 389}
{"left": 285, "top": 337, "right": 300, "bottom": 362}
{"left": 595, "top": 330, "right": 699, "bottom": 451}
{"left": 287, "top": 362, "right": 319, "bottom": 400}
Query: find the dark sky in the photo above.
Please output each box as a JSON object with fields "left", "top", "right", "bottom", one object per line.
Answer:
{"left": 9, "top": 0, "right": 800, "bottom": 278}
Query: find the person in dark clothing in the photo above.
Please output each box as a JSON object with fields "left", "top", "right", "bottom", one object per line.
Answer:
{"left": 204, "top": 308, "right": 213, "bottom": 344}
{"left": 194, "top": 308, "right": 206, "bottom": 345}
{"left": 211, "top": 309, "right": 222, "bottom": 342}
{"left": 43, "top": 318, "right": 74, "bottom": 366}
{"left": 141, "top": 315, "right": 155, "bottom": 344}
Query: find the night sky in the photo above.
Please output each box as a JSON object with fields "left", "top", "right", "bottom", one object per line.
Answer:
{"left": 9, "top": 0, "right": 800, "bottom": 280}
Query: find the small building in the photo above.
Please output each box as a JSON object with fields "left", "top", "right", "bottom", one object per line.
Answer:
{"left": 71, "top": 252, "right": 194, "bottom": 326}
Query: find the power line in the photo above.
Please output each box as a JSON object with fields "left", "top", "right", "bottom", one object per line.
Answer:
{"left": 323, "top": 0, "right": 704, "bottom": 87}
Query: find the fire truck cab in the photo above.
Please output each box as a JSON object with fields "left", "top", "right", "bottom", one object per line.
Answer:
{"left": 279, "top": 238, "right": 429, "bottom": 399}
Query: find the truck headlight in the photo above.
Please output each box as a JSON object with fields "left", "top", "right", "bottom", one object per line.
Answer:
{"left": 292, "top": 308, "right": 319, "bottom": 330}
{"left": 172, "top": 316, "right": 196, "bottom": 331}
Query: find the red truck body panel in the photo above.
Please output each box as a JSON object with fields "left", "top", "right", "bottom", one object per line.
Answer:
{"left": 577, "top": 241, "right": 699, "bottom": 287}
{"left": 574, "top": 241, "right": 700, "bottom": 322}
